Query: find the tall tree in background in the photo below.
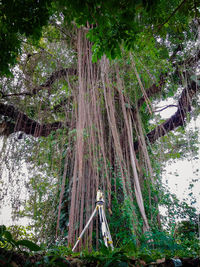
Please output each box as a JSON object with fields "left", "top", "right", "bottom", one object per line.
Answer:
{"left": 0, "top": 0, "right": 200, "bottom": 249}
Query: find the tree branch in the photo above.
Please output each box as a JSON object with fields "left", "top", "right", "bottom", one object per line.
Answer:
{"left": 0, "top": 103, "right": 63, "bottom": 137}
{"left": 137, "top": 47, "right": 200, "bottom": 108}
{"left": 1, "top": 67, "right": 77, "bottom": 98}
{"left": 154, "top": 104, "right": 178, "bottom": 113}
{"left": 137, "top": 76, "right": 166, "bottom": 108}
{"left": 0, "top": 79, "right": 199, "bottom": 143}
{"left": 158, "top": 0, "right": 188, "bottom": 30}
{"left": 136, "top": 44, "right": 184, "bottom": 108}
{"left": 134, "top": 80, "right": 199, "bottom": 150}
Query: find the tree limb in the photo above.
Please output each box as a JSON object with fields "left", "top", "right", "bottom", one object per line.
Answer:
{"left": 136, "top": 44, "right": 184, "bottom": 108}
{"left": 137, "top": 48, "right": 200, "bottom": 109}
{"left": 0, "top": 77, "right": 199, "bottom": 145}
{"left": 1, "top": 67, "right": 77, "bottom": 98}
{"left": 157, "top": 0, "right": 188, "bottom": 30}
{"left": 0, "top": 48, "right": 199, "bottom": 142}
{"left": 0, "top": 103, "right": 63, "bottom": 137}
{"left": 137, "top": 76, "right": 166, "bottom": 108}
{"left": 154, "top": 104, "right": 178, "bottom": 113}
{"left": 134, "top": 80, "right": 199, "bottom": 150}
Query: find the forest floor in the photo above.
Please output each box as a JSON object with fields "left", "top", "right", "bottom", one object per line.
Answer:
{"left": 0, "top": 247, "right": 200, "bottom": 266}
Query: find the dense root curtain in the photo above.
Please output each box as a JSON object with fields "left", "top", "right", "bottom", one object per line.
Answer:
{"left": 67, "top": 29, "right": 153, "bottom": 250}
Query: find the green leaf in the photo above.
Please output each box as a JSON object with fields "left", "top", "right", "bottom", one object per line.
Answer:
{"left": 104, "top": 259, "right": 128, "bottom": 267}
{"left": 4, "top": 231, "right": 13, "bottom": 242}
{"left": 0, "top": 225, "right": 6, "bottom": 235}
{"left": 117, "top": 262, "right": 129, "bottom": 267}
{"left": 52, "top": 257, "right": 70, "bottom": 267}
{"left": 16, "top": 239, "right": 42, "bottom": 251}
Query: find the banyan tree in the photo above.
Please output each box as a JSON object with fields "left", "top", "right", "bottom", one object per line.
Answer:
{"left": 0, "top": 0, "right": 200, "bottom": 250}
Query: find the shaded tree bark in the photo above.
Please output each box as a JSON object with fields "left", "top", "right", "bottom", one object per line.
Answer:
{"left": 134, "top": 80, "right": 199, "bottom": 150}
{"left": 0, "top": 103, "right": 63, "bottom": 137}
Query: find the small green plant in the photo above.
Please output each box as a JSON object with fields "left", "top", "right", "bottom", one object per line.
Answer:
{"left": 0, "top": 224, "right": 199, "bottom": 266}
{"left": 80, "top": 245, "right": 132, "bottom": 267}
{"left": 0, "top": 225, "right": 41, "bottom": 252}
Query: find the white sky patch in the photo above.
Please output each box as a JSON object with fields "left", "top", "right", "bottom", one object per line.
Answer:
{"left": 158, "top": 98, "right": 200, "bottom": 213}
{"left": 0, "top": 205, "right": 29, "bottom": 226}
{"left": 0, "top": 137, "right": 30, "bottom": 226}
{"left": 164, "top": 159, "right": 200, "bottom": 211}
{"left": 159, "top": 105, "right": 177, "bottom": 119}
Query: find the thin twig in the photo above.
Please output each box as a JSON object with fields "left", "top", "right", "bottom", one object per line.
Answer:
{"left": 155, "top": 104, "right": 178, "bottom": 112}
{"left": 1, "top": 68, "right": 77, "bottom": 98}
{"left": 158, "top": 0, "right": 188, "bottom": 30}
{"left": 0, "top": 91, "right": 32, "bottom": 97}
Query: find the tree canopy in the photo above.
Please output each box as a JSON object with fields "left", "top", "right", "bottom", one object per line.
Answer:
{"left": 1, "top": 0, "right": 199, "bottom": 74}
{"left": 0, "top": 0, "right": 200, "bottom": 252}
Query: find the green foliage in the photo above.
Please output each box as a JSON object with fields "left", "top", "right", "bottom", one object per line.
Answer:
{"left": 58, "top": 0, "right": 200, "bottom": 61}
{"left": 81, "top": 246, "right": 131, "bottom": 267}
{"left": 1, "top": 0, "right": 199, "bottom": 74}
{"left": 139, "top": 227, "right": 200, "bottom": 260}
{"left": 16, "top": 240, "right": 41, "bottom": 252}
{"left": 1, "top": 224, "right": 199, "bottom": 266}
{"left": 34, "top": 245, "right": 71, "bottom": 266}
{"left": 160, "top": 187, "right": 197, "bottom": 227}
{"left": 15, "top": 128, "right": 71, "bottom": 244}
{"left": 157, "top": 126, "right": 200, "bottom": 162}
{"left": 75, "top": 234, "right": 200, "bottom": 265}
{"left": 173, "top": 219, "right": 200, "bottom": 257}
{"left": 0, "top": 0, "right": 53, "bottom": 75}
{"left": 0, "top": 0, "right": 200, "bottom": 260}
{"left": 0, "top": 225, "right": 41, "bottom": 252}
{"left": 7, "top": 225, "right": 36, "bottom": 243}
{"left": 108, "top": 196, "right": 136, "bottom": 246}
{"left": 141, "top": 231, "right": 180, "bottom": 254}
